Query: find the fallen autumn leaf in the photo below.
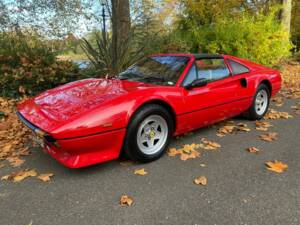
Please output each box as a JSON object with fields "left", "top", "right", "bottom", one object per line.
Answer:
{"left": 134, "top": 168, "right": 147, "bottom": 176}
{"left": 247, "top": 147, "right": 260, "bottom": 154}
{"left": 37, "top": 173, "right": 54, "bottom": 182}
{"left": 200, "top": 138, "right": 221, "bottom": 150}
{"left": 260, "top": 132, "right": 278, "bottom": 142}
{"left": 194, "top": 176, "right": 207, "bottom": 186}
{"left": 120, "top": 195, "right": 133, "bottom": 206}
{"left": 1, "top": 169, "right": 37, "bottom": 182}
{"left": 265, "top": 160, "right": 288, "bottom": 173}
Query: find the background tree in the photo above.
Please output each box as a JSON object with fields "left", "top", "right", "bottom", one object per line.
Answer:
{"left": 111, "top": 0, "right": 131, "bottom": 69}
{"left": 291, "top": 0, "right": 300, "bottom": 50}
{"left": 176, "top": 0, "right": 292, "bottom": 65}
{"left": 279, "top": 0, "right": 293, "bottom": 34}
{"left": 81, "top": 0, "right": 149, "bottom": 75}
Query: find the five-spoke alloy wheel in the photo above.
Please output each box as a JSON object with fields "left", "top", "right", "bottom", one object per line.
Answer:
{"left": 255, "top": 89, "right": 268, "bottom": 116}
{"left": 245, "top": 83, "right": 270, "bottom": 120}
{"left": 124, "top": 104, "right": 173, "bottom": 162}
{"left": 137, "top": 115, "right": 169, "bottom": 155}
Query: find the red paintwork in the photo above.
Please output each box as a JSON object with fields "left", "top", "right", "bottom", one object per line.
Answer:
{"left": 17, "top": 54, "right": 281, "bottom": 168}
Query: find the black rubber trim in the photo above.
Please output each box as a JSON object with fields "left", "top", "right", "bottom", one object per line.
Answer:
{"left": 57, "top": 127, "right": 126, "bottom": 141}
{"left": 178, "top": 96, "right": 253, "bottom": 116}
{"left": 193, "top": 53, "right": 223, "bottom": 60}
{"left": 17, "top": 111, "right": 57, "bottom": 143}
{"left": 16, "top": 111, "right": 40, "bottom": 132}
{"left": 44, "top": 134, "right": 57, "bottom": 143}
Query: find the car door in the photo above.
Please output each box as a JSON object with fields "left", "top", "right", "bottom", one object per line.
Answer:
{"left": 178, "top": 58, "right": 251, "bottom": 132}
{"left": 226, "top": 58, "right": 254, "bottom": 104}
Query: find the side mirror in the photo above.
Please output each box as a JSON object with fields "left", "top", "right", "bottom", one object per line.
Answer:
{"left": 184, "top": 78, "right": 208, "bottom": 90}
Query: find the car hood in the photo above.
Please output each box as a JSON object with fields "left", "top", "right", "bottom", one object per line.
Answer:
{"left": 17, "top": 78, "right": 154, "bottom": 132}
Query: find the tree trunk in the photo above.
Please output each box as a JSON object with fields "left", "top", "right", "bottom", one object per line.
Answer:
{"left": 279, "top": 0, "right": 292, "bottom": 35}
{"left": 111, "top": 0, "right": 131, "bottom": 72}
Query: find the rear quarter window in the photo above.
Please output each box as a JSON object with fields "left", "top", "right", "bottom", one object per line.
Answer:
{"left": 228, "top": 60, "right": 250, "bottom": 75}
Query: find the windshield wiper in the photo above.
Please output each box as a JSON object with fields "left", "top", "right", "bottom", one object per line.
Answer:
{"left": 117, "top": 72, "right": 143, "bottom": 80}
{"left": 118, "top": 77, "right": 130, "bottom": 80}
{"left": 141, "top": 76, "right": 166, "bottom": 83}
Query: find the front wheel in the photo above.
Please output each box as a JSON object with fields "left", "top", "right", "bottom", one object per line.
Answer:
{"left": 123, "top": 104, "right": 173, "bottom": 162}
{"left": 244, "top": 83, "right": 270, "bottom": 120}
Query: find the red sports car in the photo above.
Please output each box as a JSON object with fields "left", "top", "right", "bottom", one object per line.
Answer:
{"left": 17, "top": 54, "right": 281, "bottom": 168}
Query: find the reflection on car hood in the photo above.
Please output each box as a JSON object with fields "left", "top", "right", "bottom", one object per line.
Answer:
{"left": 17, "top": 78, "right": 154, "bottom": 132}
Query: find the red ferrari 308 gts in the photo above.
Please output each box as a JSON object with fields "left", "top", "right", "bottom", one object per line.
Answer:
{"left": 17, "top": 53, "right": 281, "bottom": 168}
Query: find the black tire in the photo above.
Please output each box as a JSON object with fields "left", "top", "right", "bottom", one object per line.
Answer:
{"left": 244, "top": 83, "right": 270, "bottom": 120}
{"left": 123, "top": 104, "right": 173, "bottom": 162}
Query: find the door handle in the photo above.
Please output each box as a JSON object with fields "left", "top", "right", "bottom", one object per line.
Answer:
{"left": 240, "top": 78, "right": 247, "bottom": 88}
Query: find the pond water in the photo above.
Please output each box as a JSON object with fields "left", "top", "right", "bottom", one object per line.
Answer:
{"left": 72, "top": 60, "right": 91, "bottom": 69}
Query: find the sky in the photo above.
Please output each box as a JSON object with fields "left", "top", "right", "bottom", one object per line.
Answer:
{"left": 1, "top": 0, "right": 105, "bottom": 38}
{"left": 0, "top": 0, "right": 175, "bottom": 39}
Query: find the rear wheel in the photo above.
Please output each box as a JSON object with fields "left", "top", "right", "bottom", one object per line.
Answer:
{"left": 123, "top": 104, "right": 173, "bottom": 162}
{"left": 244, "top": 83, "right": 270, "bottom": 120}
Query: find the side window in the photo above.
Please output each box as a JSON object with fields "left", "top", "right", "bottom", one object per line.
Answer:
{"left": 196, "top": 59, "right": 230, "bottom": 82}
{"left": 228, "top": 60, "right": 250, "bottom": 75}
{"left": 182, "top": 64, "right": 197, "bottom": 86}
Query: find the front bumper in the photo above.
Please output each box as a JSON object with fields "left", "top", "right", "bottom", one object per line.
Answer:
{"left": 17, "top": 111, "right": 126, "bottom": 168}
{"left": 45, "top": 128, "right": 126, "bottom": 168}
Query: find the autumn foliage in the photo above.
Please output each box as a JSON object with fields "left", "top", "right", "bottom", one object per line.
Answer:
{"left": 0, "top": 98, "right": 31, "bottom": 168}
{"left": 0, "top": 32, "right": 83, "bottom": 97}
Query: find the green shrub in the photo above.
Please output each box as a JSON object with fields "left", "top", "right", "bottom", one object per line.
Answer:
{"left": 81, "top": 29, "right": 149, "bottom": 76}
{"left": 0, "top": 32, "right": 83, "bottom": 97}
{"left": 294, "top": 51, "right": 300, "bottom": 62}
{"left": 177, "top": 7, "right": 293, "bottom": 66}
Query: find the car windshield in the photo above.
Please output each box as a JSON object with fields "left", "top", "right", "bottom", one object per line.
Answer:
{"left": 117, "top": 56, "right": 190, "bottom": 86}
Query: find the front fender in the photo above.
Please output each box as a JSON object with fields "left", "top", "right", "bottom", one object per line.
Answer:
{"left": 124, "top": 89, "right": 184, "bottom": 127}
{"left": 51, "top": 101, "right": 131, "bottom": 139}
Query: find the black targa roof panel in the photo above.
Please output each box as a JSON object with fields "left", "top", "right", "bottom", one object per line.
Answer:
{"left": 193, "top": 54, "right": 223, "bottom": 60}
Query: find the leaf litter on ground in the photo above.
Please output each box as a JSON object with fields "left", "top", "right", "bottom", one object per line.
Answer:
{"left": 216, "top": 121, "right": 251, "bottom": 137}
{"left": 0, "top": 97, "right": 32, "bottom": 168}
{"left": 168, "top": 143, "right": 201, "bottom": 161}
{"left": 271, "top": 96, "right": 284, "bottom": 107}
{"left": 264, "top": 109, "right": 293, "bottom": 120}
{"left": 199, "top": 138, "right": 221, "bottom": 150}
{"left": 291, "top": 103, "right": 300, "bottom": 115}
{"left": 255, "top": 121, "right": 273, "bottom": 131}
{"left": 259, "top": 132, "right": 278, "bottom": 142}
{"left": 1, "top": 169, "right": 37, "bottom": 182}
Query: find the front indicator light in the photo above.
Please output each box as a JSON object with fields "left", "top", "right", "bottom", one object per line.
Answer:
{"left": 34, "top": 128, "right": 46, "bottom": 138}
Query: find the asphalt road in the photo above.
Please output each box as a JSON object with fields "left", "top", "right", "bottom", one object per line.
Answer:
{"left": 0, "top": 98, "right": 299, "bottom": 225}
